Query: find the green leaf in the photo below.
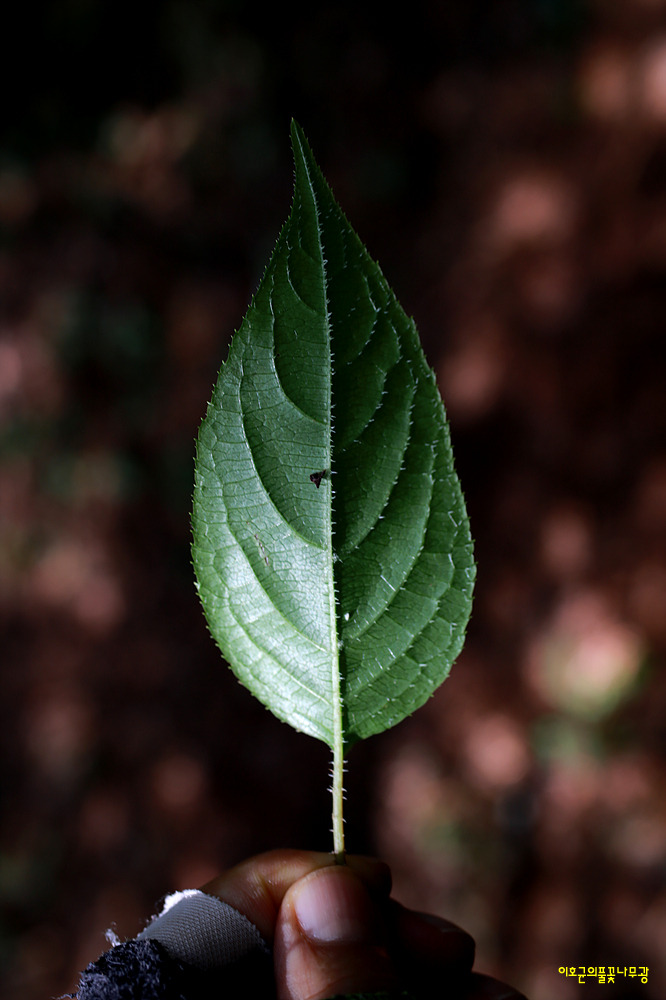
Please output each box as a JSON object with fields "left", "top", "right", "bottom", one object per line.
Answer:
{"left": 191, "top": 122, "right": 474, "bottom": 850}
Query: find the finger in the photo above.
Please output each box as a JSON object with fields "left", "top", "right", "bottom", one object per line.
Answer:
{"left": 464, "top": 972, "right": 529, "bottom": 999}
{"left": 390, "top": 904, "right": 475, "bottom": 989}
{"left": 201, "top": 849, "right": 390, "bottom": 944}
{"left": 274, "top": 863, "right": 397, "bottom": 1000}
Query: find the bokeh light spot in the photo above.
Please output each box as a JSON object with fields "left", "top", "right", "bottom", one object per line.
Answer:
{"left": 528, "top": 591, "right": 644, "bottom": 719}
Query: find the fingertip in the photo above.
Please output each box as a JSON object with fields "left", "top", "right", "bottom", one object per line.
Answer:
{"left": 275, "top": 865, "right": 397, "bottom": 1000}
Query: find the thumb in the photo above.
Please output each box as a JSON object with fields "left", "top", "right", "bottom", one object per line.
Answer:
{"left": 274, "top": 863, "right": 398, "bottom": 1000}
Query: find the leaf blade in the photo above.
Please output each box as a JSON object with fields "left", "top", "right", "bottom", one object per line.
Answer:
{"left": 192, "top": 121, "right": 475, "bottom": 757}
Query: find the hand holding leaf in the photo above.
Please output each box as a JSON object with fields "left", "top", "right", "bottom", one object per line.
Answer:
{"left": 191, "top": 122, "right": 475, "bottom": 857}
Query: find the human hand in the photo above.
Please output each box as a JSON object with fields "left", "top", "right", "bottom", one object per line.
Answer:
{"left": 202, "top": 849, "right": 527, "bottom": 1000}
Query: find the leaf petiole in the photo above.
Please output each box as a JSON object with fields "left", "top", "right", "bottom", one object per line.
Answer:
{"left": 332, "top": 736, "right": 345, "bottom": 862}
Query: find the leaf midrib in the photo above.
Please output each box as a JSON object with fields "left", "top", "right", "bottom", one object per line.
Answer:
{"left": 290, "top": 126, "right": 343, "bottom": 757}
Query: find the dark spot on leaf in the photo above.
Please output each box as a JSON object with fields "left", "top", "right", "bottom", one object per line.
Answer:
{"left": 310, "top": 470, "right": 328, "bottom": 488}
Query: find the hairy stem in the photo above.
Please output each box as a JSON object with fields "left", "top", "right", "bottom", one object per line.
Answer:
{"left": 332, "top": 740, "right": 345, "bottom": 861}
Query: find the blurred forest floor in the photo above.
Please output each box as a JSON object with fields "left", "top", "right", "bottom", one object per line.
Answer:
{"left": 1, "top": 3, "right": 666, "bottom": 999}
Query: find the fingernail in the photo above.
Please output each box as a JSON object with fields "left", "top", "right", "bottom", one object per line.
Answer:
{"left": 292, "top": 866, "right": 376, "bottom": 944}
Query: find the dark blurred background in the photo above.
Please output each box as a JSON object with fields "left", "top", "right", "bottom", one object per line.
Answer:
{"left": 2, "top": 2, "right": 666, "bottom": 998}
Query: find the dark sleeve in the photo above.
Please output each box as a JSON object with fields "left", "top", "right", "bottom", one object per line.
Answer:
{"left": 75, "top": 937, "right": 275, "bottom": 1000}
{"left": 72, "top": 891, "right": 274, "bottom": 1000}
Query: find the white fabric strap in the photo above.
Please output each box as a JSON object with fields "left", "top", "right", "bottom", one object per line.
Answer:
{"left": 137, "top": 889, "right": 269, "bottom": 970}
